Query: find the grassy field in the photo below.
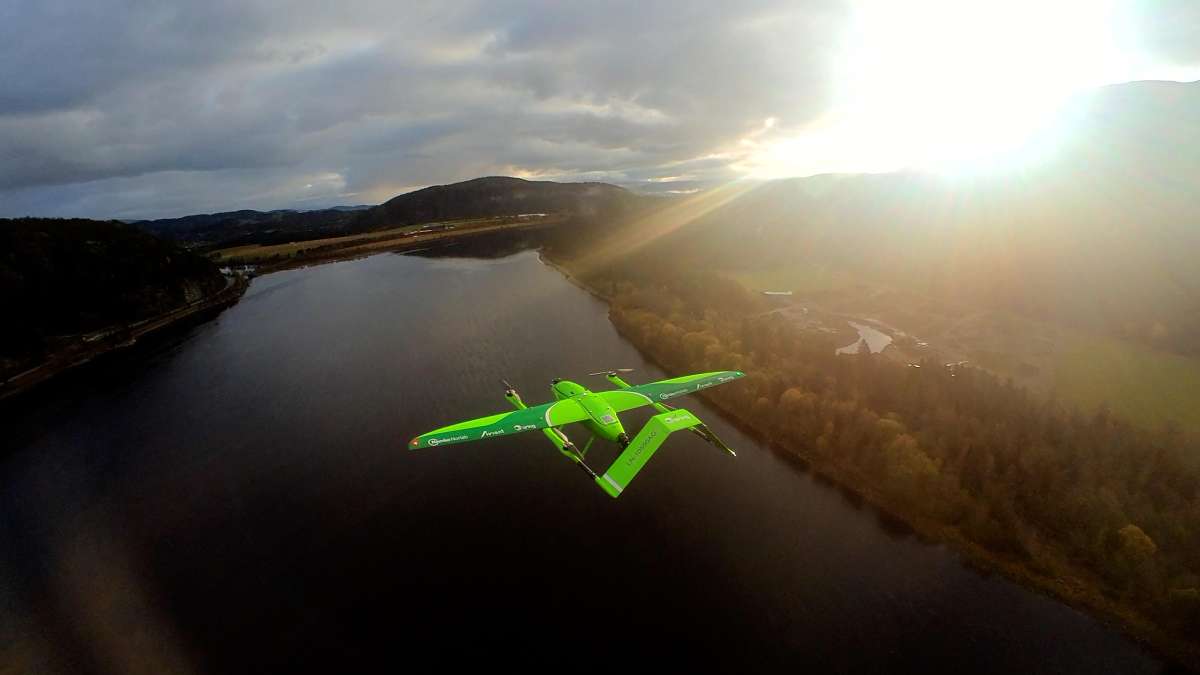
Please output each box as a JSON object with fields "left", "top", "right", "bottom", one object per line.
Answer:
{"left": 211, "top": 215, "right": 554, "bottom": 265}
{"left": 1054, "top": 333, "right": 1200, "bottom": 432}
{"left": 212, "top": 224, "right": 424, "bottom": 263}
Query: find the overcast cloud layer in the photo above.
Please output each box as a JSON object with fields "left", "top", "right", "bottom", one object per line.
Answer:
{"left": 1, "top": 0, "right": 1197, "bottom": 219}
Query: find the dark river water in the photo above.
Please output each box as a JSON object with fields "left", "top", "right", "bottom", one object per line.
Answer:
{"left": 1, "top": 249, "right": 1172, "bottom": 673}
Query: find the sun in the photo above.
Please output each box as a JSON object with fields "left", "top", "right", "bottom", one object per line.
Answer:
{"left": 744, "top": 0, "right": 1144, "bottom": 178}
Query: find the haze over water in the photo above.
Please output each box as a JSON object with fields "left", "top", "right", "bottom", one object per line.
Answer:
{"left": 0, "top": 249, "right": 1166, "bottom": 673}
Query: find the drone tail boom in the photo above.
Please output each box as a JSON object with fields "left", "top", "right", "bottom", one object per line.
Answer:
{"left": 506, "top": 381, "right": 592, "bottom": 470}
{"left": 595, "top": 407, "right": 704, "bottom": 498}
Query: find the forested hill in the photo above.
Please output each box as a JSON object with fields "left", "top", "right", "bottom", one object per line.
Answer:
{"left": 0, "top": 218, "right": 225, "bottom": 371}
{"left": 356, "top": 176, "right": 644, "bottom": 229}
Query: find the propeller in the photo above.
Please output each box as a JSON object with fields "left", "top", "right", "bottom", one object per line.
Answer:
{"left": 502, "top": 379, "right": 515, "bottom": 392}
{"left": 587, "top": 368, "right": 635, "bottom": 377}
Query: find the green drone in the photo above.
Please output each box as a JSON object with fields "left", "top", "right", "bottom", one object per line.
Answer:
{"left": 410, "top": 370, "right": 744, "bottom": 497}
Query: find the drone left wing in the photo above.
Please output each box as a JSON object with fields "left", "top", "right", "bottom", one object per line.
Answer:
{"left": 409, "top": 398, "right": 590, "bottom": 449}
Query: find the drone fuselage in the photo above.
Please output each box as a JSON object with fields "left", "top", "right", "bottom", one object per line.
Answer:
{"left": 551, "top": 379, "right": 626, "bottom": 444}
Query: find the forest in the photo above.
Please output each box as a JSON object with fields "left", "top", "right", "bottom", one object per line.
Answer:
{"left": 0, "top": 218, "right": 225, "bottom": 375}
{"left": 570, "top": 256, "right": 1200, "bottom": 658}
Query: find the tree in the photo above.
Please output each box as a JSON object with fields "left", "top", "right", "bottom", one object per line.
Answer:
{"left": 1117, "top": 524, "right": 1158, "bottom": 562}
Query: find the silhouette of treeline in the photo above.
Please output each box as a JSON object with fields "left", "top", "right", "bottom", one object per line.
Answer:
{"left": 0, "top": 218, "right": 225, "bottom": 372}
{"left": 582, "top": 260, "right": 1200, "bottom": 651}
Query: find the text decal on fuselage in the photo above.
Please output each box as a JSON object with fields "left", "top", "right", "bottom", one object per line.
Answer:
{"left": 429, "top": 435, "right": 469, "bottom": 446}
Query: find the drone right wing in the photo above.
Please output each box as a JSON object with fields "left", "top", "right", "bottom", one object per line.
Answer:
{"left": 599, "top": 370, "right": 744, "bottom": 412}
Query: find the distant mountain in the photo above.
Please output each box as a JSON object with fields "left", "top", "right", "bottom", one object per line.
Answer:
{"left": 0, "top": 218, "right": 226, "bottom": 370}
{"left": 357, "top": 176, "right": 644, "bottom": 229}
{"left": 135, "top": 207, "right": 367, "bottom": 248}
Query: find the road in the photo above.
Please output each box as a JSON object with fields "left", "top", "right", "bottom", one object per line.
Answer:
{"left": 0, "top": 275, "right": 249, "bottom": 401}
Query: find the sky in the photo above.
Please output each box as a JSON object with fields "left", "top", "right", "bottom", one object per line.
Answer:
{"left": 1, "top": 0, "right": 1198, "bottom": 220}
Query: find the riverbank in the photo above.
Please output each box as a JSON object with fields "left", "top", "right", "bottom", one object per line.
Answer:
{"left": 542, "top": 250, "right": 1200, "bottom": 672}
{"left": 0, "top": 274, "right": 249, "bottom": 403}
{"left": 536, "top": 252, "right": 611, "bottom": 303}
{"left": 226, "top": 216, "right": 566, "bottom": 275}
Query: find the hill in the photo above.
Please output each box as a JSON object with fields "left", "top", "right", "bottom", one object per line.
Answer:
{"left": 629, "top": 82, "right": 1200, "bottom": 354}
{"left": 357, "top": 176, "right": 643, "bottom": 229}
{"left": 0, "top": 218, "right": 226, "bottom": 375}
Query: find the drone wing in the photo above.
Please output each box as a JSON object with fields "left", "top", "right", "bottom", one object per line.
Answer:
{"left": 598, "top": 370, "right": 745, "bottom": 412}
{"left": 410, "top": 398, "right": 590, "bottom": 449}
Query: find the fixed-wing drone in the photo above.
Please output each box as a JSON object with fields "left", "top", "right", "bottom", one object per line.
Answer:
{"left": 410, "top": 370, "right": 744, "bottom": 497}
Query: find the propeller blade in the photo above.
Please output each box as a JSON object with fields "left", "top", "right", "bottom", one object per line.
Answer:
{"left": 587, "top": 368, "right": 635, "bottom": 376}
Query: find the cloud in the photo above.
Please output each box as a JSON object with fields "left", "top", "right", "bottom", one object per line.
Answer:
{"left": 0, "top": 0, "right": 846, "bottom": 218}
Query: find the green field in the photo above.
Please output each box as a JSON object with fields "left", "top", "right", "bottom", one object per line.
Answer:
{"left": 1054, "top": 333, "right": 1200, "bottom": 433}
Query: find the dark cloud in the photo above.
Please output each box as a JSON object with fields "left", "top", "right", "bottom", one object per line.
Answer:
{"left": 1, "top": 0, "right": 849, "bottom": 218}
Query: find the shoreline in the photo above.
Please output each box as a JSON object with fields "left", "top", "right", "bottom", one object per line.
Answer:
{"left": 245, "top": 218, "right": 564, "bottom": 276}
{"left": 3, "top": 224, "right": 557, "bottom": 400}
{"left": 540, "top": 249, "right": 1200, "bottom": 673}
{"left": 0, "top": 275, "right": 249, "bottom": 403}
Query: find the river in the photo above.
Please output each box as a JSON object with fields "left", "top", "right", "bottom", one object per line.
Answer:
{"left": 837, "top": 320, "right": 894, "bottom": 355}
{"left": 0, "top": 249, "right": 1168, "bottom": 673}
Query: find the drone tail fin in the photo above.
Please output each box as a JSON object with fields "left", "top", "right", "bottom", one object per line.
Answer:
{"left": 595, "top": 408, "right": 703, "bottom": 498}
